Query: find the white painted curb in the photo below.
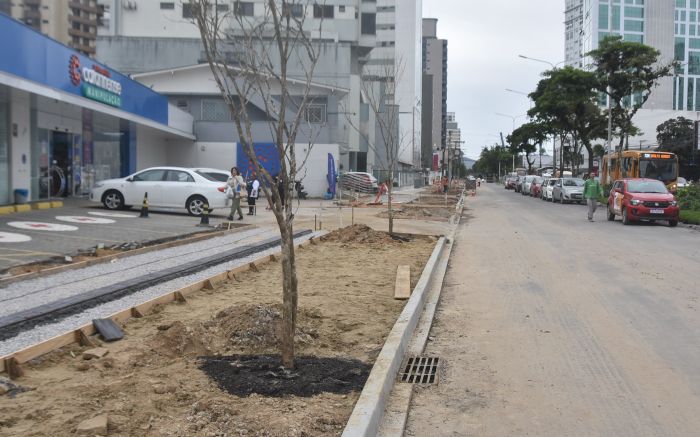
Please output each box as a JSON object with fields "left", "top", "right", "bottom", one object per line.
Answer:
{"left": 342, "top": 236, "right": 447, "bottom": 437}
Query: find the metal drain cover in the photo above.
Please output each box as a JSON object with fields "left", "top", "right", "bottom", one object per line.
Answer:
{"left": 399, "top": 356, "right": 440, "bottom": 384}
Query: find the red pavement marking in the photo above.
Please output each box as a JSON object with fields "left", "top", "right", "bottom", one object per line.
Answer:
{"left": 28, "top": 224, "right": 50, "bottom": 228}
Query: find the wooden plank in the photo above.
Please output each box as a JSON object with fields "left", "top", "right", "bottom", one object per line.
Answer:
{"left": 394, "top": 265, "right": 411, "bottom": 299}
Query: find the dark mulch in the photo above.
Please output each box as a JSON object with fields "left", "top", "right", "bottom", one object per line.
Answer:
{"left": 198, "top": 354, "right": 372, "bottom": 397}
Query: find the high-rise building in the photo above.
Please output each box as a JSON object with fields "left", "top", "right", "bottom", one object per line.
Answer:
{"left": 94, "top": 0, "right": 423, "bottom": 179}
{"left": 421, "top": 18, "right": 448, "bottom": 170}
{"left": 1, "top": 0, "right": 101, "bottom": 57}
{"left": 566, "top": 0, "right": 675, "bottom": 111}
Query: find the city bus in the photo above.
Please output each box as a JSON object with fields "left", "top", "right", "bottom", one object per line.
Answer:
{"left": 601, "top": 150, "right": 679, "bottom": 190}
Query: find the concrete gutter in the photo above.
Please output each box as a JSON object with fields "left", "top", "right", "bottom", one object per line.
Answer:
{"left": 341, "top": 235, "right": 447, "bottom": 437}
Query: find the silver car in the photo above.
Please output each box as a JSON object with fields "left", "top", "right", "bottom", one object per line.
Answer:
{"left": 552, "top": 177, "right": 585, "bottom": 204}
{"left": 521, "top": 175, "right": 537, "bottom": 196}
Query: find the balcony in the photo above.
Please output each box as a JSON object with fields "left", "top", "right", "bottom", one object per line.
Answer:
{"left": 69, "top": 14, "right": 97, "bottom": 27}
{"left": 68, "top": 28, "right": 96, "bottom": 40}
{"left": 69, "top": 1, "right": 100, "bottom": 14}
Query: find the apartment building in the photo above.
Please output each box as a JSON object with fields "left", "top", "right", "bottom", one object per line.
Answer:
{"left": 94, "top": 0, "right": 422, "bottom": 182}
{"left": 1, "top": 0, "right": 101, "bottom": 56}
{"left": 422, "top": 18, "right": 448, "bottom": 170}
{"left": 564, "top": 0, "right": 700, "bottom": 148}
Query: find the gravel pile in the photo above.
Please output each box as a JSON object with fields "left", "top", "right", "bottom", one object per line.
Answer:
{"left": 0, "top": 231, "right": 322, "bottom": 357}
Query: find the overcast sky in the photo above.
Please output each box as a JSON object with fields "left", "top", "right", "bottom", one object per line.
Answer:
{"left": 422, "top": 0, "right": 565, "bottom": 160}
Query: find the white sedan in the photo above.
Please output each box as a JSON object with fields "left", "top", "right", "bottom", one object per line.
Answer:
{"left": 90, "top": 167, "right": 228, "bottom": 216}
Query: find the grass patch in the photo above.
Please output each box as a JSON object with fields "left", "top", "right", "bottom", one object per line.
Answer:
{"left": 680, "top": 210, "right": 700, "bottom": 225}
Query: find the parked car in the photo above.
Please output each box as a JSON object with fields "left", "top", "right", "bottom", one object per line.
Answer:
{"left": 521, "top": 175, "right": 537, "bottom": 196}
{"left": 552, "top": 177, "right": 585, "bottom": 204}
{"left": 504, "top": 173, "right": 518, "bottom": 190}
{"left": 670, "top": 176, "right": 689, "bottom": 193}
{"left": 90, "top": 166, "right": 228, "bottom": 216}
{"left": 530, "top": 176, "right": 544, "bottom": 198}
{"left": 339, "top": 172, "right": 379, "bottom": 193}
{"left": 607, "top": 178, "right": 679, "bottom": 226}
{"left": 542, "top": 177, "right": 559, "bottom": 201}
{"left": 191, "top": 167, "right": 231, "bottom": 183}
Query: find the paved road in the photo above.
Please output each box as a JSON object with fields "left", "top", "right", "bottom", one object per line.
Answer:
{"left": 406, "top": 183, "right": 700, "bottom": 436}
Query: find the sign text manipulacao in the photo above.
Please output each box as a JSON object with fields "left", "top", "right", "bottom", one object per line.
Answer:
{"left": 69, "top": 55, "right": 122, "bottom": 108}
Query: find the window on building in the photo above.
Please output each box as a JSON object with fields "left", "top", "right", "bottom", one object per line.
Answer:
{"left": 624, "top": 20, "right": 643, "bottom": 32}
{"left": 339, "top": 5, "right": 345, "bottom": 13}
{"left": 217, "top": 4, "right": 229, "bottom": 12}
{"left": 234, "top": 1, "right": 254, "bottom": 16}
{"left": 305, "top": 104, "right": 327, "bottom": 123}
{"left": 201, "top": 100, "right": 232, "bottom": 121}
{"left": 599, "top": 4, "right": 609, "bottom": 29}
{"left": 624, "top": 6, "right": 643, "bottom": 18}
{"left": 361, "top": 13, "right": 376, "bottom": 35}
{"left": 313, "top": 4, "right": 334, "bottom": 18}
{"left": 283, "top": 3, "right": 304, "bottom": 18}
{"left": 689, "top": 51, "right": 700, "bottom": 74}
{"left": 182, "top": 3, "right": 193, "bottom": 18}
{"left": 160, "top": 2, "right": 175, "bottom": 10}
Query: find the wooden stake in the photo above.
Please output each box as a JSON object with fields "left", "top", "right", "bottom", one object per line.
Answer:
{"left": 75, "top": 329, "right": 96, "bottom": 347}
{"left": 269, "top": 254, "right": 278, "bottom": 262}
{"left": 130, "top": 307, "right": 144, "bottom": 318}
{"left": 249, "top": 262, "right": 259, "bottom": 272}
{"left": 174, "top": 291, "right": 187, "bottom": 303}
{"left": 202, "top": 279, "right": 215, "bottom": 290}
{"left": 4, "top": 357, "right": 24, "bottom": 380}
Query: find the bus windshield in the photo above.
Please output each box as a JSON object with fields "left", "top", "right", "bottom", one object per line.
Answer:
{"left": 627, "top": 180, "right": 668, "bottom": 193}
{"left": 639, "top": 159, "right": 676, "bottom": 182}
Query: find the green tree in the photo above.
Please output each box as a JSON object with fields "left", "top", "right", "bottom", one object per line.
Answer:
{"left": 507, "top": 122, "right": 548, "bottom": 174}
{"left": 656, "top": 116, "right": 695, "bottom": 167}
{"left": 528, "top": 66, "right": 605, "bottom": 174}
{"left": 587, "top": 35, "right": 674, "bottom": 151}
{"left": 473, "top": 145, "right": 513, "bottom": 177}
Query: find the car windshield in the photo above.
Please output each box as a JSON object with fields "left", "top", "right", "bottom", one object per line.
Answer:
{"left": 639, "top": 159, "right": 676, "bottom": 182}
{"left": 195, "top": 171, "right": 223, "bottom": 182}
{"left": 563, "top": 178, "right": 584, "bottom": 187}
{"left": 627, "top": 180, "right": 668, "bottom": 193}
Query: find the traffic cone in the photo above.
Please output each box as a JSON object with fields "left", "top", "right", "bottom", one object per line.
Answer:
{"left": 139, "top": 192, "right": 149, "bottom": 218}
{"left": 198, "top": 203, "right": 211, "bottom": 227}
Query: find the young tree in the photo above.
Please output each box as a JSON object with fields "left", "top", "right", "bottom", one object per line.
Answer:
{"left": 191, "top": 0, "right": 324, "bottom": 369}
{"left": 588, "top": 35, "right": 674, "bottom": 150}
{"left": 343, "top": 59, "right": 410, "bottom": 235}
{"left": 656, "top": 117, "right": 695, "bottom": 167}
{"left": 507, "top": 122, "right": 548, "bottom": 174}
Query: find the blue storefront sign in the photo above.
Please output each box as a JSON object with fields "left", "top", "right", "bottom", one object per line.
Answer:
{"left": 0, "top": 14, "right": 168, "bottom": 124}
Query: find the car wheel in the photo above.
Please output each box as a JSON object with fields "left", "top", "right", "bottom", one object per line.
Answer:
{"left": 622, "top": 207, "right": 630, "bottom": 225}
{"left": 102, "top": 190, "right": 124, "bottom": 210}
{"left": 607, "top": 205, "right": 615, "bottom": 221}
{"left": 186, "top": 195, "right": 208, "bottom": 216}
{"left": 669, "top": 219, "right": 678, "bottom": 227}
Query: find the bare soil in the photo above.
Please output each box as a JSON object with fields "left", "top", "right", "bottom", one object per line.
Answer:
{"left": 0, "top": 226, "right": 435, "bottom": 437}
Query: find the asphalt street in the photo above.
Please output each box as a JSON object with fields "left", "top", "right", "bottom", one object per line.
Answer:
{"left": 0, "top": 199, "right": 239, "bottom": 270}
{"left": 406, "top": 183, "right": 700, "bottom": 436}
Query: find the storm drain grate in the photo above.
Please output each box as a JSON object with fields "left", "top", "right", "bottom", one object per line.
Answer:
{"left": 399, "top": 356, "right": 440, "bottom": 384}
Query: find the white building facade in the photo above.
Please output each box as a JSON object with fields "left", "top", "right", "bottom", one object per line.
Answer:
{"left": 95, "top": 0, "right": 423, "bottom": 186}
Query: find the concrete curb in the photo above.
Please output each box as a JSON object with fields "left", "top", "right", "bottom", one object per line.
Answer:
{"left": 341, "top": 235, "right": 447, "bottom": 437}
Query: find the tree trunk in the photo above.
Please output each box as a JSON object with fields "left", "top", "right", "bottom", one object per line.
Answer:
{"left": 279, "top": 223, "right": 298, "bottom": 369}
{"left": 387, "top": 171, "right": 394, "bottom": 235}
{"left": 585, "top": 144, "right": 594, "bottom": 175}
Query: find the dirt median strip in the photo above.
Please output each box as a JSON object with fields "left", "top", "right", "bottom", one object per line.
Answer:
{"left": 0, "top": 227, "right": 436, "bottom": 437}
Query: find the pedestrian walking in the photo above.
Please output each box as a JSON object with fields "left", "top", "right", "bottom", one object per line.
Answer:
{"left": 442, "top": 176, "right": 449, "bottom": 194}
{"left": 226, "top": 167, "right": 244, "bottom": 221}
{"left": 247, "top": 173, "right": 259, "bottom": 215}
{"left": 583, "top": 173, "right": 603, "bottom": 222}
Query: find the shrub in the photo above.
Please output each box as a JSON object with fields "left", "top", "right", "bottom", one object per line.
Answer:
{"left": 676, "top": 185, "right": 700, "bottom": 211}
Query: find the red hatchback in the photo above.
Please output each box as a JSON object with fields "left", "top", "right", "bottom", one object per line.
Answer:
{"left": 530, "top": 176, "right": 544, "bottom": 198}
{"left": 607, "top": 178, "right": 680, "bottom": 227}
